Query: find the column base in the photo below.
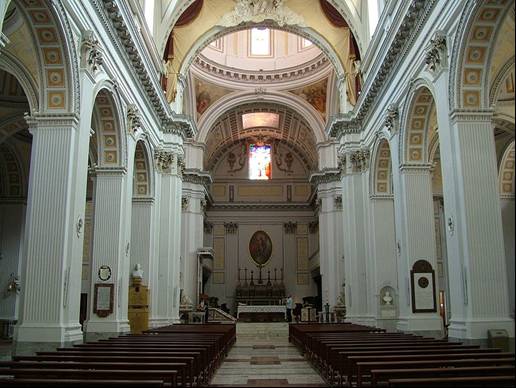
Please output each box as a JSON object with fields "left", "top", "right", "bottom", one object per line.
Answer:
{"left": 345, "top": 315, "right": 377, "bottom": 327}
{"left": 83, "top": 319, "right": 130, "bottom": 338}
{"left": 149, "top": 317, "right": 173, "bottom": 328}
{"left": 396, "top": 314, "right": 443, "bottom": 338}
{"left": 14, "top": 322, "right": 83, "bottom": 344}
{"left": 448, "top": 318, "right": 515, "bottom": 340}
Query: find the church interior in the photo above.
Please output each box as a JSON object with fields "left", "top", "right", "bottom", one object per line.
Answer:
{"left": 0, "top": 0, "right": 515, "bottom": 386}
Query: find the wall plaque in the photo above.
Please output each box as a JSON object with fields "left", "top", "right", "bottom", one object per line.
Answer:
{"left": 98, "top": 265, "right": 112, "bottom": 281}
{"left": 94, "top": 283, "right": 114, "bottom": 317}
{"left": 410, "top": 260, "right": 437, "bottom": 313}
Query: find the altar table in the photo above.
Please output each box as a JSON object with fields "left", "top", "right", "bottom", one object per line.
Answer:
{"left": 237, "top": 305, "right": 286, "bottom": 322}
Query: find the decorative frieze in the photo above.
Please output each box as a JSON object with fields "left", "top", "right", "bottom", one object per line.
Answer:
{"left": 80, "top": 30, "right": 103, "bottom": 73}
{"left": 310, "top": 169, "right": 341, "bottom": 186}
{"left": 424, "top": 31, "right": 447, "bottom": 73}
{"left": 328, "top": 0, "right": 434, "bottom": 138}
{"left": 308, "top": 220, "right": 319, "bottom": 234}
{"left": 224, "top": 222, "right": 238, "bottom": 234}
{"left": 283, "top": 221, "right": 297, "bottom": 234}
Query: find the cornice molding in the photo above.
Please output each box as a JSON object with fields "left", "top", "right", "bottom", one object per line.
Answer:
{"left": 193, "top": 53, "right": 330, "bottom": 85}
{"left": 96, "top": 0, "right": 195, "bottom": 138}
{"left": 309, "top": 168, "right": 341, "bottom": 186}
{"left": 211, "top": 202, "right": 313, "bottom": 211}
{"left": 328, "top": 0, "right": 436, "bottom": 138}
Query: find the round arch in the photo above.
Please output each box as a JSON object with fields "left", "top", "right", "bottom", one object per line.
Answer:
{"left": 0, "top": 54, "right": 39, "bottom": 114}
{"left": 370, "top": 137, "right": 393, "bottom": 197}
{"left": 133, "top": 138, "right": 154, "bottom": 199}
{"left": 161, "top": 0, "right": 364, "bottom": 72}
{"left": 0, "top": 141, "right": 26, "bottom": 199}
{"left": 197, "top": 89, "right": 327, "bottom": 144}
{"left": 14, "top": 0, "right": 79, "bottom": 113}
{"left": 179, "top": 22, "right": 347, "bottom": 82}
{"left": 449, "top": 0, "right": 513, "bottom": 110}
{"left": 499, "top": 140, "right": 515, "bottom": 198}
{"left": 90, "top": 85, "right": 128, "bottom": 169}
{"left": 399, "top": 79, "right": 438, "bottom": 166}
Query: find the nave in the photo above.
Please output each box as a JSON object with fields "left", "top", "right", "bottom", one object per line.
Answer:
{"left": 0, "top": 321, "right": 515, "bottom": 387}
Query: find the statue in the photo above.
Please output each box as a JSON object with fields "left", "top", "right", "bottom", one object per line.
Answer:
{"left": 218, "top": 0, "right": 306, "bottom": 27}
{"left": 132, "top": 264, "right": 144, "bottom": 279}
{"left": 382, "top": 290, "right": 393, "bottom": 305}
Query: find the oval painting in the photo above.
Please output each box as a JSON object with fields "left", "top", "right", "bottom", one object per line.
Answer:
{"left": 249, "top": 231, "right": 272, "bottom": 266}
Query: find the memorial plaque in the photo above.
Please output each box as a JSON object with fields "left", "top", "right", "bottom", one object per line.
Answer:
{"left": 410, "top": 260, "right": 437, "bottom": 313}
{"left": 94, "top": 283, "right": 114, "bottom": 317}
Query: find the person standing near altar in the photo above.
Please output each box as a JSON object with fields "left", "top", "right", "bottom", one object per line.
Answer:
{"left": 286, "top": 295, "right": 293, "bottom": 323}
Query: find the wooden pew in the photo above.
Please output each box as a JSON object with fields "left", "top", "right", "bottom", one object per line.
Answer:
{"left": 0, "top": 368, "right": 178, "bottom": 387}
{"left": 388, "top": 375, "right": 516, "bottom": 387}
{"left": 356, "top": 358, "right": 516, "bottom": 387}
{"left": 371, "top": 365, "right": 515, "bottom": 387}
{"left": 0, "top": 378, "right": 164, "bottom": 387}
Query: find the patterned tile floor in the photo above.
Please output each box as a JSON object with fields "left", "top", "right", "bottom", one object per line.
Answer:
{"left": 210, "top": 323, "right": 326, "bottom": 387}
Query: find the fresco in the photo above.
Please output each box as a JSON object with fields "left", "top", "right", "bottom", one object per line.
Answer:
{"left": 288, "top": 78, "right": 328, "bottom": 119}
{"left": 194, "top": 77, "right": 234, "bottom": 118}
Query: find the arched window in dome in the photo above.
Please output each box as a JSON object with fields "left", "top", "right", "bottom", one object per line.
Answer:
{"left": 249, "top": 28, "right": 272, "bottom": 57}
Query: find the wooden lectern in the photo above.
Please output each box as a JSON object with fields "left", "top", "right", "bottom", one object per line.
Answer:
{"left": 128, "top": 276, "right": 149, "bottom": 334}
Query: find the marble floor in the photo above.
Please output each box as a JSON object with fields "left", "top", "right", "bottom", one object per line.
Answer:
{"left": 210, "top": 323, "right": 326, "bottom": 387}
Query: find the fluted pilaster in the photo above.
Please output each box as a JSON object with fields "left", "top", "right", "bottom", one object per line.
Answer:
{"left": 15, "top": 115, "right": 84, "bottom": 344}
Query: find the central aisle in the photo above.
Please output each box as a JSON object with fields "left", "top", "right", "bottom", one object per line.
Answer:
{"left": 210, "top": 323, "right": 325, "bottom": 387}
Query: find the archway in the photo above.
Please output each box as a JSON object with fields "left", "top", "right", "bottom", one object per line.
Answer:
{"left": 82, "top": 86, "right": 131, "bottom": 338}
{"left": 0, "top": 68, "right": 32, "bottom": 339}
{"left": 370, "top": 137, "right": 398, "bottom": 331}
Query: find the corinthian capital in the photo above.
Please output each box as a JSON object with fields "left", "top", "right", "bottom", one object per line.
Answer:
{"left": 424, "top": 31, "right": 447, "bottom": 73}
{"left": 350, "top": 148, "right": 370, "bottom": 173}
{"left": 384, "top": 104, "right": 399, "bottom": 134}
{"left": 154, "top": 148, "right": 174, "bottom": 173}
{"left": 80, "top": 30, "right": 103, "bottom": 73}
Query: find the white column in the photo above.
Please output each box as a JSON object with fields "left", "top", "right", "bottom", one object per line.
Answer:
{"left": 181, "top": 180, "right": 205, "bottom": 307}
{"left": 84, "top": 167, "right": 131, "bottom": 336}
{"left": 443, "top": 111, "right": 514, "bottom": 339}
{"left": 394, "top": 163, "right": 442, "bottom": 333}
{"left": 431, "top": 62, "right": 514, "bottom": 339}
{"left": 152, "top": 149, "right": 183, "bottom": 326}
{"left": 130, "top": 198, "right": 155, "bottom": 287}
{"left": 370, "top": 196, "right": 398, "bottom": 329}
{"left": 341, "top": 151, "right": 374, "bottom": 325}
{"left": 317, "top": 178, "right": 344, "bottom": 308}
{"left": 14, "top": 114, "right": 85, "bottom": 346}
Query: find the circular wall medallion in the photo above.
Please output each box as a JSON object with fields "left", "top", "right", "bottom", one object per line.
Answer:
{"left": 418, "top": 276, "right": 429, "bottom": 288}
{"left": 249, "top": 230, "right": 272, "bottom": 267}
{"left": 98, "top": 265, "right": 112, "bottom": 281}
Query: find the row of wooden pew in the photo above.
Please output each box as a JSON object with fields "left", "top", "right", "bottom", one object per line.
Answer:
{"left": 0, "top": 323, "right": 236, "bottom": 387}
{"left": 289, "top": 323, "right": 515, "bottom": 387}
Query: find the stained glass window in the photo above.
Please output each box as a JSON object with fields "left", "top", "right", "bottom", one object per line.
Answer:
{"left": 249, "top": 144, "right": 271, "bottom": 180}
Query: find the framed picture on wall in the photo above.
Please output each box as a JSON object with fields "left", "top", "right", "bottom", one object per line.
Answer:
{"left": 410, "top": 260, "right": 437, "bottom": 313}
{"left": 94, "top": 283, "right": 114, "bottom": 317}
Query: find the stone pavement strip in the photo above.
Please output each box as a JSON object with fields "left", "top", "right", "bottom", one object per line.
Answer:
{"left": 209, "top": 323, "right": 326, "bottom": 387}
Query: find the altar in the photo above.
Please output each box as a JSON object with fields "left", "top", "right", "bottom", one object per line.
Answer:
{"left": 237, "top": 304, "right": 286, "bottom": 322}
